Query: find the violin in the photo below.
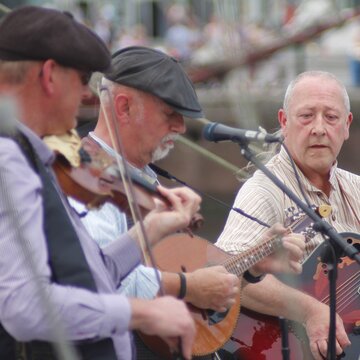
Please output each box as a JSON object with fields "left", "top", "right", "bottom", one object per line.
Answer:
{"left": 45, "top": 131, "right": 203, "bottom": 230}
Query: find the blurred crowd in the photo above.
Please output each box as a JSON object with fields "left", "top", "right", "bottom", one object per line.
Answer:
{"left": 31, "top": 0, "right": 360, "bottom": 79}
{"left": 34, "top": 1, "right": 294, "bottom": 65}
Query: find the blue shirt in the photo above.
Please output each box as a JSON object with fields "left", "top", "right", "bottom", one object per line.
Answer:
{"left": 71, "top": 132, "right": 160, "bottom": 300}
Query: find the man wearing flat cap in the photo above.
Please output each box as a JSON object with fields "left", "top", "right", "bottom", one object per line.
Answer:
{"left": 79, "top": 46, "right": 305, "bottom": 358}
{"left": 0, "top": 6, "right": 202, "bottom": 360}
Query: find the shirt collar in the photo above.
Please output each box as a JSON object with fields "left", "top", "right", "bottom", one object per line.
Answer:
{"left": 17, "top": 122, "right": 55, "bottom": 166}
{"left": 278, "top": 146, "right": 338, "bottom": 193}
{"left": 88, "top": 132, "right": 158, "bottom": 182}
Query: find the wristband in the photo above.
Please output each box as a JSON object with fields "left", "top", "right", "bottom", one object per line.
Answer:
{"left": 177, "top": 272, "right": 187, "bottom": 299}
{"left": 243, "top": 270, "right": 265, "bottom": 284}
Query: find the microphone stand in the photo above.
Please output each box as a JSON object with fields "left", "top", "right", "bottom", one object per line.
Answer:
{"left": 236, "top": 141, "right": 360, "bottom": 360}
{"left": 279, "top": 317, "right": 290, "bottom": 360}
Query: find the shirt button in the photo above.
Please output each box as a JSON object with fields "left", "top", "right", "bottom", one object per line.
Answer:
{"left": 331, "top": 214, "right": 336, "bottom": 221}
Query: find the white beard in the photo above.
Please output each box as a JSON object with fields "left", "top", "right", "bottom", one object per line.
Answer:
{"left": 151, "top": 133, "right": 178, "bottom": 162}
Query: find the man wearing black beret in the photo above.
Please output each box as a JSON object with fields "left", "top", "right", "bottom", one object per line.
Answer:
{"left": 0, "top": 6, "right": 201, "bottom": 360}
{"left": 80, "top": 46, "right": 305, "bottom": 359}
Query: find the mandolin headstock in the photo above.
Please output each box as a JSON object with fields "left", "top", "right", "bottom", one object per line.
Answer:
{"left": 283, "top": 205, "right": 331, "bottom": 243}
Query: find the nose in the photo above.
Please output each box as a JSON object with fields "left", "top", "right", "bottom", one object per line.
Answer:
{"left": 170, "top": 114, "right": 186, "bottom": 134}
{"left": 311, "top": 114, "right": 326, "bottom": 136}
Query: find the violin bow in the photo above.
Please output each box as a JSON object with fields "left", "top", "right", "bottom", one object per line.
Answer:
{"left": 98, "top": 85, "right": 157, "bottom": 270}
{"left": 98, "top": 84, "right": 186, "bottom": 359}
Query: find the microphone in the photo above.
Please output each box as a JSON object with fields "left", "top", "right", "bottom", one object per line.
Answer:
{"left": 203, "top": 122, "right": 283, "bottom": 144}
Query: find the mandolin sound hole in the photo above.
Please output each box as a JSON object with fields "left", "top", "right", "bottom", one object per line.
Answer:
{"left": 206, "top": 309, "right": 229, "bottom": 325}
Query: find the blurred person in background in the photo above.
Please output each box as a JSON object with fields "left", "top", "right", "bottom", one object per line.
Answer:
{"left": 164, "top": 3, "right": 203, "bottom": 61}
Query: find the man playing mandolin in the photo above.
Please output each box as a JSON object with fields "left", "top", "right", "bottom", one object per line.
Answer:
{"left": 217, "top": 71, "right": 360, "bottom": 360}
{"left": 75, "top": 46, "right": 307, "bottom": 358}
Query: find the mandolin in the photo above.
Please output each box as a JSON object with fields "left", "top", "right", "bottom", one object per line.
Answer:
{"left": 139, "top": 230, "right": 287, "bottom": 358}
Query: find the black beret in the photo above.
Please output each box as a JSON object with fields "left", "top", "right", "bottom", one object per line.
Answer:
{"left": 0, "top": 6, "right": 110, "bottom": 72}
{"left": 104, "top": 46, "right": 204, "bottom": 119}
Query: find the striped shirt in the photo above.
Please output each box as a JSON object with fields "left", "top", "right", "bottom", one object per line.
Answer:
{"left": 216, "top": 147, "right": 360, "bottom": 260}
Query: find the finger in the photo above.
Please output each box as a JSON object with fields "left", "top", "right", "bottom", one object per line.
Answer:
{"left": 317, "top": 339, "right": 328, "bottom": 359}
{"left": 166, "top": 188, "right": 200, "bottom": 215}
{"left": 155, "top": 185, "right": 171, "bottom": 199}
{"left": 310, "top": 340, "right": 324, "bottom": 360}
{"left": 157, "top": 186, "right": 182, "bottom": 209}
{"left": 226, "top": 298, "right": 236, "bottom": 308}
{"left": 181, "top": 328, "right": 195, "bottom": 360}
{"left": 231, "top": 285, "right": 240, "bottom": 296}
{"left": 228, "top": 273, "right": 240, "bottom": 286}
{"left": 336, "top": 325, "right": 351, "bottom": 349}
{"left": 160, "top": 185, "right": 201, "bottom": 206}
{"left": 289, "top": 260, "right": 302, "bottom": 274}
{"left": 335, "top": 339, "right": 344, "bottom": 356}
{"left": 164, "top": 337, "right": 179, "bottom": 353}
{"left": 265, "top": 223, "right": 288, "bottom": 238}
{"left": 173, "top": 187, "right": 201, "bottom": 203}
{"left": 164, "top": 329, "right": 193, "bottom": 360}
{"left": 217, "top": 306, "right": 228, "bottom": 313}
{"left": 165, "top": 337, "right": 190, "bottom": 359}
{"left": 282, "top": 233, "right": 306, "bottom": 250}
{"left": 164, "top": 190, "right": 196, "bottom": 218}
{"left": 282, "top": 240, "right": 304, "bottom": 261}
{"left": 152, "top": 197, "right": 168, "bottom": 212}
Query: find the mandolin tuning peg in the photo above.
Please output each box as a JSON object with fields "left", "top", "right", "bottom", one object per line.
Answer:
{"left": 318, "top": 205, "right": 332, "bottom": 218}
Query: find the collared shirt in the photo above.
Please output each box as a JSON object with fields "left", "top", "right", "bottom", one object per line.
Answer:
{"left": 0, "top": 124, "right": 142, "bottom": 359}
{"left": 216, "top": 147, "right": 360, "bottom": 260}
{"left": 70, "top": 132, "right": 161, "bottom": 300}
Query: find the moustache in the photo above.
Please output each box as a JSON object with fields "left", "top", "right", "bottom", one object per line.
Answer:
{"left": 160, "top": 133, "right": 179, "bottom": 145}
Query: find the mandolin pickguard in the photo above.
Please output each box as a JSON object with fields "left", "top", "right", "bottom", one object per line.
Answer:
{"left": 224, "top": 233, "right": 360, "bottom": 360}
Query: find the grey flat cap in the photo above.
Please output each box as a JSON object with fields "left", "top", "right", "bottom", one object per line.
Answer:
{"left": 0, "top": 6, "right": 110, "bottom": 72}
{"left": 104, "top": 46, "right": 204, "bottom": 119}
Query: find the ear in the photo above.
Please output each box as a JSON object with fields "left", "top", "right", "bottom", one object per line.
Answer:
{"left": 278, "top": 108, "right": 288, "bottom": 136}
{"left": 344, "top": 112, "right": 353, "bottom": 140}
{"left": 38, "top": 59, "right": 57, "bottom": 96}
{"left": 113, "top": 93, "right": 131, "bottom": 124}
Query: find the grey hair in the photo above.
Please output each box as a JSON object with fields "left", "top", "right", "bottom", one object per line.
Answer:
{"left": 99, "top": 77, "right": 153, "bottom": 124}
{"left": 99, "top": 77, "right": 119, "bottom": 104}
{"left": 100, "top": 76, "right": 164, "bottom": 111}
{"left": 0, "top": 60, "right": 34, "bottom": 85}
{"left": 283, "top": 71, "right": 350, "bottom": 113}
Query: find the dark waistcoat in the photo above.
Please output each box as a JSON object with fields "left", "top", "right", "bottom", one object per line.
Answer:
{"left": 0, "top": 132, "right": 117, "bottom": 360}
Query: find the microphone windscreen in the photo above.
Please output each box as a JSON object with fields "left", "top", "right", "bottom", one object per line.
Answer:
{"left": 202, "top": 122, "right": 218, "bottom": 141}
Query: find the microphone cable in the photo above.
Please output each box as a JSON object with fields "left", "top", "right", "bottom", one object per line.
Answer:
{"left": 149, "top": 163, "right": 270, "bottom": 229}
